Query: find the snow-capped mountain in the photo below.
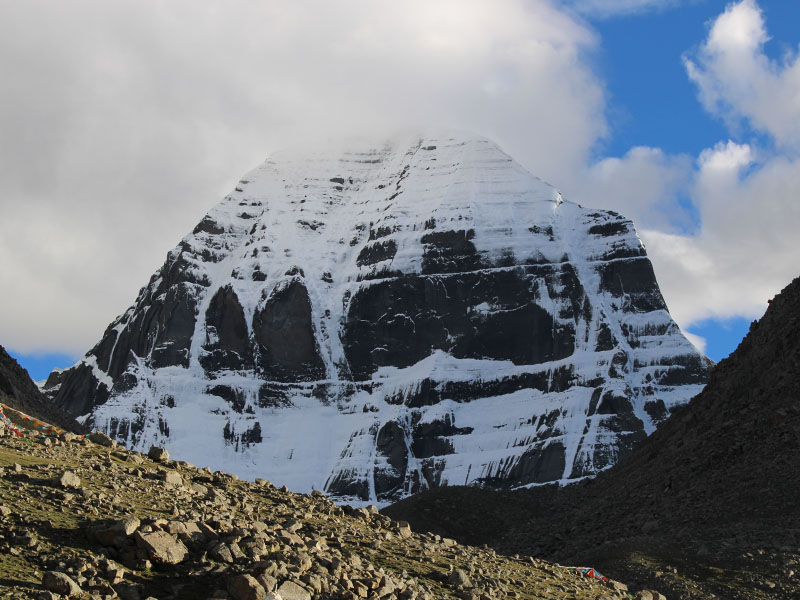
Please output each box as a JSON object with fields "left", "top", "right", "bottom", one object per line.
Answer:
{"left": 47, "top": 132, "right": 711, "bottom": 504}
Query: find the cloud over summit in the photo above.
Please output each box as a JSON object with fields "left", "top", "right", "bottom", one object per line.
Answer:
{"left": 0, "top": 0, "right": 798, "bottom": 362}
{"left": 0, "top": 0, "right": 606, "bottom": 354}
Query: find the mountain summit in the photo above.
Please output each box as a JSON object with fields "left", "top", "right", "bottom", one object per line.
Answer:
{"left": 48, "top": 133, "right": 710, "bottom": 503}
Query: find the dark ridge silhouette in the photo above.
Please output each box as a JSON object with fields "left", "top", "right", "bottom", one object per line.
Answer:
{"left": 0, "top": 344, "right": 86, "bottom": 433}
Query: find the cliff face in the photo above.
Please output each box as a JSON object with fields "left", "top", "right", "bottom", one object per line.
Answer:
{"left": 48, "top": 133, "right": 710, "bottom": 504}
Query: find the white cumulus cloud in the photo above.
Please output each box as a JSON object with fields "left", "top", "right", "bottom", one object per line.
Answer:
{"left": 574, "top": 135, "right": 800, "bottom": 331}
{"left": 0, "top": 0, "right": 606, "bottom": 354}
{"left": 569, "top": 1, "right": 800, "bottom": 336}
{"left": 565, "top": 146, "right": 693, "bottom": 232}
{"left": 684, "top": 0, "right": 800, "bottom": 148}
{"left": 682, "top": 331, "right": 708, "bottom": 355}
{"left": 641, "top": 142, "right": 800, "bottom": 327}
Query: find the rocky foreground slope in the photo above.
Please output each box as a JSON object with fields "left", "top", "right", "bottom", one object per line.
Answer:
{"left": 47, "top": 132, "right": 709, "bottom": 504}
{"left": 0, "top": 424, "right": 657, "bottom": 600}
{"left": 386, "top": 276, "right": 800, "bottom": 600}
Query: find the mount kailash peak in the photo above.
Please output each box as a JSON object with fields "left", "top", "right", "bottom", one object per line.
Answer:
{"left": 46, "top": 132, "right": 711, "bottom": 505}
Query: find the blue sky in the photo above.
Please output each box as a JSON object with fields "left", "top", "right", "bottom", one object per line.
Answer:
{"left": 3, "top": 0, "right": 800, "bottom": 380}
{"left": 594, "top": 1, "right": 799, "bottom": 157}
{"left": 585, "top": 0, "right": 798, "bottom": 364}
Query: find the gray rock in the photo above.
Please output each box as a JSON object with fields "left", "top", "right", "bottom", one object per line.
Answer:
{"left": 230, "top": 541, "right": 246, "bottom": 560}
{"left": 209, "top": 541, "right": 235, "bottom": 563}
{"left": 607, "top": 580, "right": 629, "bottom": 592}
{"left": 276, "top": 580, "right": 311, "bottom": 600}
{"left": 190, "top": 481, "right": 208, "bottom": 495}
{"left": 89, "top": 431, "right": 116, "bottom": 447}
{"left": 228, "top": 574, "right": 267, "bottom": 600}
{"left": 59, "top": 470, "right": 81, "bottom": 489}
{"left": 115, "top": 582, "right": 144, "bottom": 600}
{"left": 448, "top": 568, "right": 472, "bottom": 589}
{"left": 396, "top": 521, "right": 412, "bottom": 538}
{"left": 118, "top": 514, "right": 142, "bottom": 536}
{"left": 148, "top": 446, "right": 170, "bottom": 462}
{"left": 638, "top": 592, "right": 665, "bottom": 600}
{"left": 162, "top": 470, "right": 184, "bottom": 487}
{"left": 42, "top": 571, "right": 82, "bottom": 596}
{"left": 133, "top": 531, "right": 188, "bottom": 564}
{"left": 95, "top": 514, "right": 141, "bottom": 546}
{"left": 256, "top": 574, "right": 277, "bottom": 592}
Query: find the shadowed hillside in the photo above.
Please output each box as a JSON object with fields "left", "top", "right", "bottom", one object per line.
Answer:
{"left": 0, "top": 345, "right": 85, "bottom": 433}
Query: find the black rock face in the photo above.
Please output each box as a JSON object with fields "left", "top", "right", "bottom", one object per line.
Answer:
{"left": 342, "top": 267, "right": 576, "bottom": 380}
{"left": 51, "top": 363, "right": 110, "bottom": 418}
{"left": 373, "top": 420, "right": 409, "bottom": 499}
{"left": 420, "top": 229, "right": 483, "bottom": 274}
{"left": 200, "top": 285, "right": 253, "bottom": 372}
{"left": 252, "top": 279, "right": 326, "bottom": 382}
{"left": 47, "top": 134, "right": 711, "bottom": 503}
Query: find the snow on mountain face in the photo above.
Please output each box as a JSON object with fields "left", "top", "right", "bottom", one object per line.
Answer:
{"left": 49, "top": 133, "right": 711, "bottom": 505}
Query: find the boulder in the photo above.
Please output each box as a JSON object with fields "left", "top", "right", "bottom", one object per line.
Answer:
{"left": 42, "top": 571, "right": 82, "bottom": 597}
{"left": 396, "top": 521, "right": 412, "bottom": 538}
{"left": 162, "top": 470, "right": 183, "bottom": 487}
{"left": 134, "top": 531, "right": 188, "bottom": 564}
{"left": 118, "top": 515, "right": 142, "bottom": 536}
{"left": 148, "top": 446, "right": 170, "bottom": 462}
{"left": 59, "top": 470, "right": 81, "bottom": 489}
{"left": 209, "top": 541, "right": 235, "bottom": 563}
{"left": 607, "top": 580, "right": 629, "bottom": 593}
{"left": 89, "top": 431, "right": 116, "bottom": 447}
{"left": 448, "top": 568, "right": 472, "bottom": 589}
{"left": 228, "top": 574, "right": 267, "bottom": 600}
{"left": 94, "top": 514, "right": 142, "bottom": 546}
{"left": 257, "top": 574, "right": 278, "bottom": 592}
{"left": 276, "top": 580, "right": 311, "bottom": 600}
{"left": 115, "top": 582, "right": 144, "bottom": 600}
